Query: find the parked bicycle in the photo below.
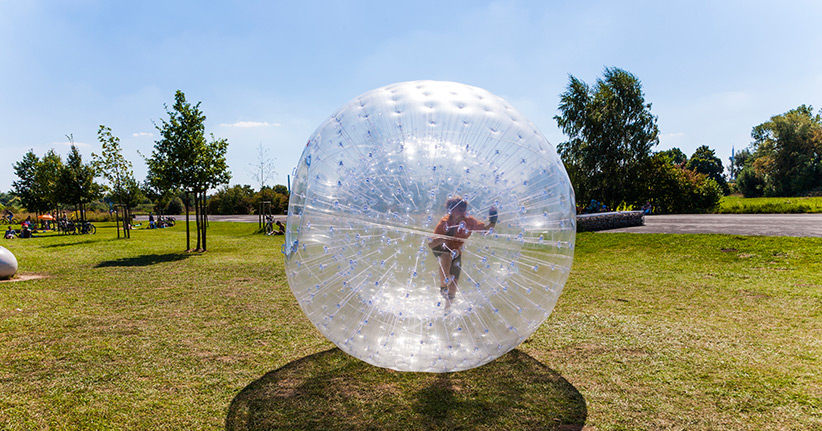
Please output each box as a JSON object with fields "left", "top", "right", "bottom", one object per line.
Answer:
{"left": 77, "top": 220, "right": 96, "bottom": 235}
{"left": 57, "top": 217, "right": 75, "bottom": 235}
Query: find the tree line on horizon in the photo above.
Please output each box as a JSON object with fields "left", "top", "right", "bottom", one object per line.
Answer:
{"left": 6, "top": 70, "right": 820, "bottom": 229}
{"left": 554, "top": 67, "right": 821, "bottom": 213}
{"left": 4, "top": 90, "right": 245, "bottom": 252}
{"left": 732, "top": 105, "right": 822, "bottom": 197}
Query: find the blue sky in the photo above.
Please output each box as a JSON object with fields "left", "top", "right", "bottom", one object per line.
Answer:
{"left": 2, "top": 0, "right": 821, "bottom": 193}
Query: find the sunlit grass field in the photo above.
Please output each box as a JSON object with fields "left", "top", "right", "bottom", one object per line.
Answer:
{"left": 719, "top": 195, "right": 822, "bottom": 213}
{"left": 1, "top": 223, "right": 820, "bottom": 430}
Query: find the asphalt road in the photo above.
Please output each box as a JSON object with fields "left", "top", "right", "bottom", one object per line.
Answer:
{"left": 137, "top": 213, "right": 822, "bottom": 237}
{"left": 605, "top": 213, "right": 822, "bottom": 237}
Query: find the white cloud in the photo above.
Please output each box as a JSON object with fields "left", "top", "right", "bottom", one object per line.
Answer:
{"left": 219, "top": 121, "right": 280, "bottom": 128}
{"left": 132, "top": 132, "right": 154, "bottom": 137}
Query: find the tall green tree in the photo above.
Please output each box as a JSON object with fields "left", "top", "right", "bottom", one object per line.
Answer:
{"left": 12, "top": 150, "right": 43, "bottom": 212}
{"left": 745, "top": 105, "right": 822, "bottom": 196}
{"left": 36, "top": 150, "right": 65, "bottom": 213}
{"left": 12, "top": 149, "right": 65, "bottom": 215}
{"left": 554, "top": 67, "right": 660, "bottom": 209}
{"left": 686, "top": 145, "right": 728, "bottom": 193}
{"left": 57, "top": 144, "right": 102, "bottom": 220}
{"left": 146, "top": 90, "right": 230, "bottom": 251}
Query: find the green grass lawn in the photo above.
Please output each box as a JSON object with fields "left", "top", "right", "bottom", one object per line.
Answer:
{"left": 1, "top": 223, "right": 820, "bottom": 430}
{"left": 719, "top": 195, "right": 822, "bottom": 213}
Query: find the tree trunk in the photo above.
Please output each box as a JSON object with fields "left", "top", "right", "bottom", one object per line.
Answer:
{"left": 184, "top": 192, "right": 191, "bottom": 251}
{"left": 194, "top": 192, "right": 202, "bottom": 251}
{"left": 125, "top": 206, "right": 131, "bottom": 239}
{"left": 201, "top": 191, "right": 208, "bottom": 251}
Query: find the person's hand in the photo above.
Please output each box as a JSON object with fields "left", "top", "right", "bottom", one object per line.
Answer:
{"left": 489, "top": 206, "right": 498, "bottom": 224}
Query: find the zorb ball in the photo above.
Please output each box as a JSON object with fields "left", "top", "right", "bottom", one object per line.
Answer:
{"left": 0, "top": 245, "right": 18, "bottom": 280}
{"left": 284, "top": 80, "right": 575, "bottom": 372}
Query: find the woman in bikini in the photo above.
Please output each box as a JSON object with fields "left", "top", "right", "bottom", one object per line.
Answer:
{"left": 428, "top": 196, "right": 497, "bottom": 306}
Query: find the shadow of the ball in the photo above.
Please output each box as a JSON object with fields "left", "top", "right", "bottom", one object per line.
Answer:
{"left": 226, "top": 348, "right": 586, "bottom": 431}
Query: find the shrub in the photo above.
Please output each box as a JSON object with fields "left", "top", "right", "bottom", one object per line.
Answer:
{"left": 648, "top": 154, "right": 723, "bottom": 213}
{"left": 165, "top": 197, "right": 184, "bottom": 215}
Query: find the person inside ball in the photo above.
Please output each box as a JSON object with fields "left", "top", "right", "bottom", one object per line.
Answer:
{"left": 429, "top": 196, "right": 498, "bottom": 307}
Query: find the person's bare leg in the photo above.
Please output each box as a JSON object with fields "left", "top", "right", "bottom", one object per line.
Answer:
{"left": 447, "top": 277, "right": 458, "bottom": 299}
{"left": 438, "top": 253, "right": 453, "bottom": 289}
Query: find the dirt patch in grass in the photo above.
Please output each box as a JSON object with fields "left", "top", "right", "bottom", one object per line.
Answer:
{"left": 0, "top": 272, "right": 49, "bottom": 283}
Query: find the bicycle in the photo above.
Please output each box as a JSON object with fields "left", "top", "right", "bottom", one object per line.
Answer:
{"left": 77, "top": 220, "right": 97, "bottom": 235}
{"left": 57, "top": 217, "right": 75, "bottom": 235}
{"left": 0, "top": 216, "right": 18, "bottom": 226}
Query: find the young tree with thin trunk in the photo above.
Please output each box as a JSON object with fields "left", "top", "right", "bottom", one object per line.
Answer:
{"left": 146, "top": 90, "right": 230, "bottom": 252}
{"left": 94, "top": 125, "right": 143, "bottom": 238}
{"left": 250, "top": 142, "right": 276, "bottom": 190}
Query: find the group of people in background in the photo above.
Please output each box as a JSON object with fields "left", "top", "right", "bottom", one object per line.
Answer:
{"left": 3, "top": 210, "right": 68, "bottom": 239}
{"left": 147, "top": 212, "right": 175, "bottom": 229}
{"left": 3, "top": 210, "right": 34, "bottom": 239}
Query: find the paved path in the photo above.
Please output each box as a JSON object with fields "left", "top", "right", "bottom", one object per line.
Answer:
{"left": 136, "top": 214, "right": 822, "bottom": 237}
{"left": 605, "top": 213, "right": 822, "bottom": 237}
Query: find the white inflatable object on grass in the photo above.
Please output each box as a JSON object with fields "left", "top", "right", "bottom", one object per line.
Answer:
{"left": 0, "top": 245, "right": 18, "bottom": 279}
{"left": 284, "top": 81, "right": 576, "bottom": 372}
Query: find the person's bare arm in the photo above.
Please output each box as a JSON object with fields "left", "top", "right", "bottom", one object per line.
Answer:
{"left": 429, "top": 220, "right": 447, "bottom": 249}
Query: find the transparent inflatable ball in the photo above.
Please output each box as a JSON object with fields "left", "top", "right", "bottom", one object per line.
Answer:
{"left": 284, "top": 80, "right": 576, "bottom": 372}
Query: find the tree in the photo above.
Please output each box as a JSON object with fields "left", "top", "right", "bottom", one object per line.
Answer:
{"left": 192, "top": 133, "right": 231, "bottom": 250}
{"left": 209, "top": 184, "right": 256, "bottom": 214}
{"left": 746, "top": 105, "right": 822, "bottom": 196}
{"left": 729, "top": 148, "right": 751, "bottom": 182}
{"left": 94, "top": 125, "right": 142, "bottom": 238}
{"left": 13, "top": 149, "right": 65, "bottom": 216}
{"left": 554, "top": 67, "right": 660, "bottom": 209}
{"left": 36, "top": 150, "right": 64, "bottom": 214}
{"left": 141, "top": 180, "right": 176, "bottom": 216}
{"left": 249, "top": 142, "right": 277, "bottom": 190}
{"left": 686, "top": 145, "right": 728, "bottom": 194}
{"left": 12, "top": 150, "right": 42, "bottom": 212}
{"left": 58, "top": 144, "right": 102, "bottom": 220}
{"left": 735, "top": 165, "right": 764, "bottom": 197}
{"left": 657, "top": 148, "right": 687, "bottom": 166}
{"left": 146, "top": 90, "right": 230, "bottom": 252}
{"left": 648, "top": 153, "right": 722, "bottom": 213}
